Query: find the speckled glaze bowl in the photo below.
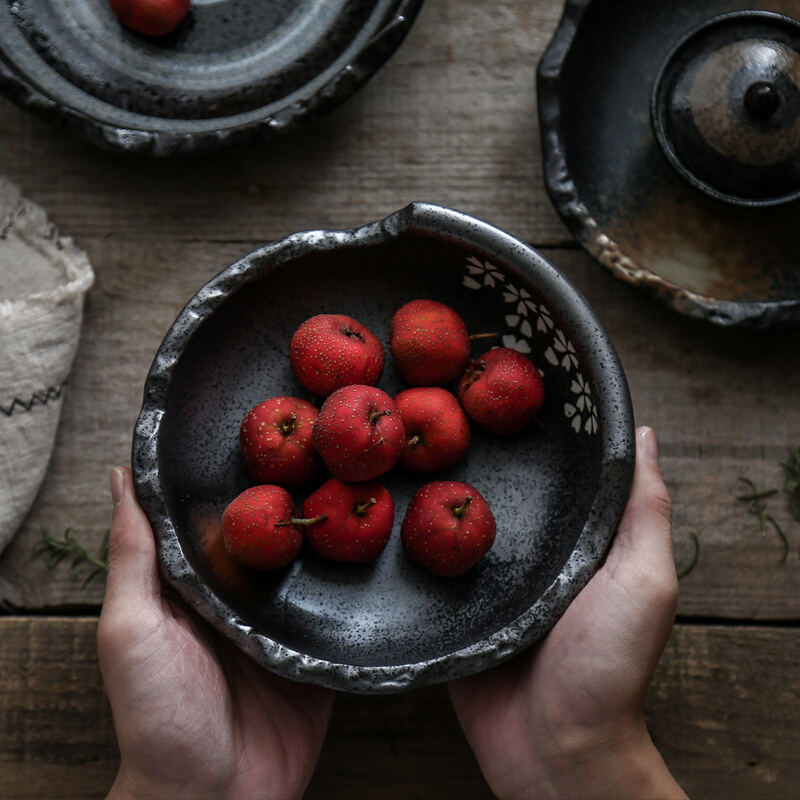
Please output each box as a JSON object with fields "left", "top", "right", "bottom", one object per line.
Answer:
{"left": 132, "top": 202, "right": 635, "bottom": 693}
{"left": 0, "top": 0, "right": 423, "bottom": 155}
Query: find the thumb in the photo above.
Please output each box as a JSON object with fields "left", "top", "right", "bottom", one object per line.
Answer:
{"left": 602, "top": 426, "right": 679, "bottom": 663}
{"left": 104, "top": 466, "right": 162, "bottom": 611}
{"left": 611, "top": 426, "right": 676, "bottom": 575}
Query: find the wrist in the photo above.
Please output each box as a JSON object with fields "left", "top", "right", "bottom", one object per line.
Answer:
{"left": 106, "top": 762, "right": 305, "bottom": 800}
{"left": 105, "top": 765, "right": 221, "bottom": 800}
{"left": 532, "top": 717, "right": 688, "bottom": 800}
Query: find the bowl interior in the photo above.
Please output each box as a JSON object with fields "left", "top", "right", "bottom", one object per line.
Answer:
{"left": 137, "top": 206, "right": 632, "bottom": 689}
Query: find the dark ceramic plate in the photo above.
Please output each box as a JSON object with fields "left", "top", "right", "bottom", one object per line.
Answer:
{"left": 538, "top": 0, "right": 800, "bottom": 328}
{"left": 132, "top": 202, "right": 635, "bottom": 693}
{"left": 0, "top": 0, "right": 423, "bottom": 155}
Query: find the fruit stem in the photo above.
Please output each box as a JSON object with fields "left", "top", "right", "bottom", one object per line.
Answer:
{"left": 469, "top": 332, "right": 499, "bottom": 340}
{"left": 356, "top": 497, "right": 378, "bottom": 516}
{"left": 276, "top": 514, "right": 328, "bottom": 527}
{"left": 453, "top": 496, "right": 473, "bottom": 517}
{"left": 280, "top": 413, "right": 297, "bottom": 436}
{"left": 364, "top": 435, "right": 387, "bottom": 453}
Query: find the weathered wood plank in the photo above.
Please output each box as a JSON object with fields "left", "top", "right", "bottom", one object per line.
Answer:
{"left": 2, "top": 242, "right": 798, "bottom": 617}
{"left": 0, "top": 0, "right": 569, "bottom": 247}
{"left": 648, "top": 625, "right": 800, "bottom": 800}
{"left": 0, "top": 618, "right": 118, "bottom": 800}
{"left": 1, "top": 617, "right": 799, "bottom": 800}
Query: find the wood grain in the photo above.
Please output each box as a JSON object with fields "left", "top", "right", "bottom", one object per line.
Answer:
{"left": 0, "top": 0, "right": 798, "bottom": 795}
{"left": 1, "top": 617, "right": 798, "bottom": 800}
{"left": 649, "top": 625, "right": 800, "bottom": 800}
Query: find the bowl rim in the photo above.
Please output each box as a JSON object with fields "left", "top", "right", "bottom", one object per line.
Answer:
{"left": 132, "top": 201, "right": 635, "bottom": 693}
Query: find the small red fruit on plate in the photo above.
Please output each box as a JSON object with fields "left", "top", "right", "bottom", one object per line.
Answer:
{"left": 313, "top": 385, "right": 405, "bottom": 482}
{"left": 109, "top": 0, "right": 190, "bottom": 37}
{"left": 239, "top": 396, "right": 322, "bottom": 488}
{"left": 302, "top": 478, "right": 395, "bottom": 562}
{"left": 458, "top": 347, "right": 545, "bottom": 435}
{"left": 289, "top": 313, "right": 385, "bottom": 397}
{"left": 222, "top": 485, "right": 304, "bottom": 570}
{"left": 394, "top": 387, "right": 471, "bottom": 473}
{"left": 389, "top": 299, "right": 471, "bottom": 386}
{"left": 401, "top": 480, "right": 496, "bottom": 577}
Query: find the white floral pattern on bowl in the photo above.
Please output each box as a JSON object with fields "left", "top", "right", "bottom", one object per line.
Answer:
{"left": 463, "top": 256, "right": 598, "bottom": 435}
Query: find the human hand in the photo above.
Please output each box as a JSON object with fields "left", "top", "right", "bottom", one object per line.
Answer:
{"left": 448, "top": 426, "right": 688, "bottom": 800}
{"left": 97, "top": 467, "right": 334, "bottom": 800}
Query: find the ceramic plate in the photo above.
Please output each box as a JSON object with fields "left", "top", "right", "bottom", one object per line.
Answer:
{"left": 132, "top": 202, "right": 635, "bottom": 693}
{"left": 538, "top": 0, "right": 800, "bottom": 328}
{"left": 0, "top": 0, "right": 423, "bottom": 154}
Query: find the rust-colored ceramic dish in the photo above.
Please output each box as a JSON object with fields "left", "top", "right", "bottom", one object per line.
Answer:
{"left": 538, "top": 0, "right": 800, "bottom": 328}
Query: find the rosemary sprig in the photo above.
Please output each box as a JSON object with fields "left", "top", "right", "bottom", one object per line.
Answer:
{"left": 736, "top": 476, "right": 794, "bottom": 563}
{"left": 33, "top": 528, "right": 110, "bottom": 597}
{"left": 677, "top": 531, "right": 700, "bottom": 580}
{"left": 766, "top": 516, "right": 789, "bottom": 565}
{"left": 736, "top": 477, "right": 778, "bottom": 535}
{"left": 781, "top": 447, "right": 800, "bottom": 522}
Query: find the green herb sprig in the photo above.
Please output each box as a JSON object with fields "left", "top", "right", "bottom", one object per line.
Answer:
{"left": 736, "top": 478, "right": 778, "bottom": 535}
{"left": 767, "top": 516, "right": 789, "bottom": 565}
{"left": 737, "top": 454, "right": 798, "bottom": 564}
{"left": 677, "top": 531, "right": 700, "bottom": 580}
{"left": 33, "top": 528, "right": 110, "bottom": 598}
{"left": 781, "top": 447, "right": 800, "bottom": 522}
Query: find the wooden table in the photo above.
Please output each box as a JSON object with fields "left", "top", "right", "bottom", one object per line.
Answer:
{"left": 2, "top": 1, "right": 799, "bottom": 797}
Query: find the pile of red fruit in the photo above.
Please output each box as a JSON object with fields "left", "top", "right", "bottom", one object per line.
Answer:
{"left": 222, "top": 299, "right": 546, "bottom": 578}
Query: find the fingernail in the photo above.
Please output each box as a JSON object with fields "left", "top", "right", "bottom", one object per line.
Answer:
{"left": 638, "top": 426, "right": 659, "bottom": 463}
{"left": 111, "top": 467, "right": 126, "bottom": 507}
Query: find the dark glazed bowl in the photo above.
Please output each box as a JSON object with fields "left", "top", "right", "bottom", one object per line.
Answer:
{"left": 0, "top": 0, "right": 423, "bottom": 155}
{"left": 537, "top": 0, "right": 800, "bottom": 328}
{"left": 132, "top": 202, "right": 635, "bottom": 693}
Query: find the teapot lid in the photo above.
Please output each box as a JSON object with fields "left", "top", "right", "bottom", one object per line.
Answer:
{"left": 651, "top": 11, "right": 800, "bottom": 206}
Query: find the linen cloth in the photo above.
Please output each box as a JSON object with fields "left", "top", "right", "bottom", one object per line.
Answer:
{"left": 0, "top": 176, "right": 94, "bottom": 555}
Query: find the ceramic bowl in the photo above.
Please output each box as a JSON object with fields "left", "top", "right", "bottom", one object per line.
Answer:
{"left": 132, "top": 202, "right": 635, "bottom": 693}
{"left": 0, "top": 0, "right": 423, "bottom": 155}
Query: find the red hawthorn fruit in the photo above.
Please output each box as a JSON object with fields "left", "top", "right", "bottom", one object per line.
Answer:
{"left": 239, "top": 396, "right": 322, "bottom": 488}
{"left": 109, "top": 0, "right": 190, "bottom": 37}
{"left": 458, "top": 347, "right": 545, "bottom": 435}
{"left": 312, "top": 385, "right": 405, "bottom": 482}
{"left": 401, "top": 480, "right": 496, "bottom": 577}
{"left": 221, "top": 485, "right": 304, "bottom": 570}
{"left": 289, "top": 313, "right": 385, "bottom": 397}
{"left": 394, "top": 386, "right": 471, "bottom": 473}
{"left": 389, "top": 299, "right": 471, "bottom": 386}
{"left": 302, "top": 478, "right": 395, "bottom": 562}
